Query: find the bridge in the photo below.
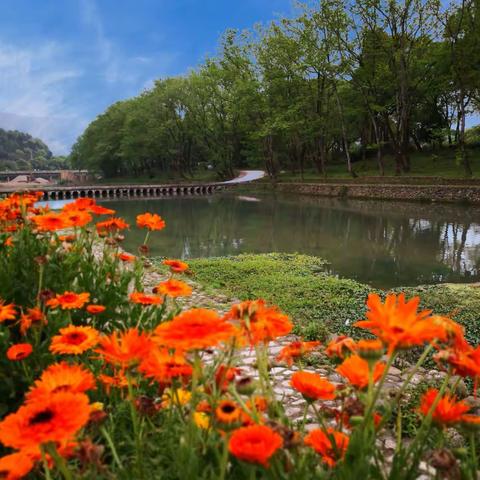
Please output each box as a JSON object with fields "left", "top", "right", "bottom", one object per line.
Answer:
{"left": 38, "top": 183, "right": 225, "bottom": 201}
{"left": 0, "top": 170, "right": 266, "bottom": 201}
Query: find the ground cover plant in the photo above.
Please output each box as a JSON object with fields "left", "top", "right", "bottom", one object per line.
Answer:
{"left": 188, "top": 254, "right": 480, "bottom": 346}
{"left": 0, "top": 193, "right": 480, "bottom": 479}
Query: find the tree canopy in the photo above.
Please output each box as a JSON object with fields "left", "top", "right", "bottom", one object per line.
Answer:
{"left": 71, "top": 0, "right": 480, "bottom": 179}
{"left": 0, "top": 128, "right": 68, "bottom": 171}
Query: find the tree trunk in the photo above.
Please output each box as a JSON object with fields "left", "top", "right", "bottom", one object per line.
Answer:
{"left": 458, "top": 92, "right": 472, "bottom": 177}
{"left": 411, "top": 132, "right": 422, "bottom": 152}
{"left": 370, "top": 113, "right": 384, "bottom": 176}
{"left": 334, "top": 87, "right": 355, "bottom": 178}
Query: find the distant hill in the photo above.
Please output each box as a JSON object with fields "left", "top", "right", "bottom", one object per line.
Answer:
{"left": 0, "top": 128, "right": 67, "bottom": 171}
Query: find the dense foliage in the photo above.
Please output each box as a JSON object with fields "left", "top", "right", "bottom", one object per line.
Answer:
{"left": 2, "top": 194, "right": 480, "bottom": 478}
{"left": 0, "top": 129, "right": 66, "bottom": 172}
{"left": 71, "top": 0, "right": 480, "bottom": 179}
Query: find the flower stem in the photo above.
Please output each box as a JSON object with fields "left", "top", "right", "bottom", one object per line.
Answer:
{"left": 301, "top": 402, "right": 309, "bottom": 431}
{"left": 45, "top": 443, "right": 73, "bottom": 480}
{"left": 470, "top": 432, "right": 478, "bottom": 478}
{"left": 100, "top": 426, "right": 123, "bottom": 470}
{"left": 394, "top": 344, "right": 434, "bottom": 405}
{"left": 218, "top": 434, "right": 230, "bottom": 480}
{"left": 36, "top": 264, "right": 44, "bottom": 306}
{"left": 127, "top": 373, "right": 144, "bottom": 479}
{"left": 40, "top": 446, "right": 53, "bottom": 480}
{"left": 364, "top": 352, "right": 396, "bottom": 425}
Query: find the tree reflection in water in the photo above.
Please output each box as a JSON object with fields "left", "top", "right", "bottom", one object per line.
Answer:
{"left": 104, "top": 193, "right": 480, "bottom": 288}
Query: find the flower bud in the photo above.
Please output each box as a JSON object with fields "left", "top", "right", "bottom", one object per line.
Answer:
{"left": 349, "top": 415, "right": 364, "bottom": 426}
{"left": 235, "top": 376, "right": 257, "bottom": 396}
{"left": 356, "top": 339, "right": 384, "bottom": 362}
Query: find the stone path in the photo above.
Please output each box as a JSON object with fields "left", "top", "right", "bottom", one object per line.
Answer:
{"left": 141, "top": 264, "right": 456, "bottom": 426}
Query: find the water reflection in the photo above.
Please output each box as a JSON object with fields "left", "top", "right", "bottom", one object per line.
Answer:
{"left": 95, "top": 193, "right": 480, "bottom": 288}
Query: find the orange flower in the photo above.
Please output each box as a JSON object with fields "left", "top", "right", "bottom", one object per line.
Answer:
{"left": 276, "top": 341, "right": 321, "bottom": 366}
{"left": 138, "top": 347, "right": 193, "bottom": 384}
{"left": 86, "top": 304, "right": 106, "bottom": 315}
{"left": 354, "top": 293, "right": 445, "bottom": 353}
{"left": 62, "top": 210, "right": 92, "bottom": 228}
{"left": 6, "top": 343, "right": 33, "bottom": 361}
{"left": 19, "top": 307, "right": 46, "bottom": 335}
{"left": 216, "top": 400, "right": 242, "bottom": 425}
{"left": 58, "top": 234, "right": 76, "bottom": 242}
{"left": 304, "top": 428, "right": 349, "bottom": 467}
{"left": 95, "top": 217, "right": 129, "bottom": 235}
{"left": 215, "top": 365, "right": 241, "bottom": 392}
{"left": 460, "top": 414, "right": 480, "bottom": 428}
{"left": 96, "top": 328, "right": 153, "bottom": 367}
{"left": 440, "top": 346, "right": 480, "bottom": 379}
{"left": 431, "top": 315, "right": 468, "bottom": 350}
{"left": 336, "top": 355, "right": 385, "bottom": 389}
{"left": 99, "top": 372, "right": 131, "bottom": 393}
{"left": 50, "top": 325, "right": 100, "bottom": 355}
{"left": 117, "top": 252, "right": 136, "bottom": 262}
{"left": 155, "top": 279, "right": 192, "bottom": 297}
{"left": 63, "top": 198, "right": 115, "bottom": 215}
{"left": 153, "top": 308, "right": 237, "bottom": 351}
{"left": 419, "top": 389, "right": 470, "bottom": 425}
{"left": 129, "top": 292, "right": 163, "bottom": 305}
{"left": 228, "top": 425, "right": 283, "bottom": 467}
{"left": 163, "top": 259, "right": 189, "bottom": 273}
{"left": 136, "top": 213, "right": 166, "bottom": 231}
{"left": 291, "top": 371, "right": 336, "bottom": 401}
{"left": 325, "top": 336, "right": 356, "bottom": 359}
{"left": 0, "top": 451, "right": 35, "bottom": 480}
{"left": 46, "top": 291, "right": 90, "bottom": 310}
{"left": 245, "top": 396, "right": 268, "bottom": 413}
{"left": 0, "top": 392, "right": 91, "bottom": 449}
{"left": 225, "top": 300, "right": 292, "bottom": 344}
{"left": 30, "top": 212, "right": 68, "bottom": 231}
{"left": 0, "top": 300, "right": 16, "bottom": 323}
{"left": 26, "top": 362, "right": 95, "bottom": 402}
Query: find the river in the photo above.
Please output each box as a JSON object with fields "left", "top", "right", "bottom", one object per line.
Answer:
{"left": 87, "top": 192, "right": 480, "bottom": 289}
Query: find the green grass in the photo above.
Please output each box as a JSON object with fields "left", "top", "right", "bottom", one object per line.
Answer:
{"left": 188, "top": 253, "right": 480, "bottom": 344}
{"left": 271, "top": 147, "right": 480, "bottom": 182}
{"left": 189, "top": 253, "right": 371, "bottom": 340}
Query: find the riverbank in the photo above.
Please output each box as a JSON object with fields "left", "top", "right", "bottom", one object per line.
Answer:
{"left": 175, "top": 253, "right": 480, "bottom": 346}
{"left": 274, "top": 182, "right": 480, "bottom": 204}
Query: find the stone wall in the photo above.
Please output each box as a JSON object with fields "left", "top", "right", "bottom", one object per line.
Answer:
{"left": 276, "top": 182, "right": 480, "bottom": 204}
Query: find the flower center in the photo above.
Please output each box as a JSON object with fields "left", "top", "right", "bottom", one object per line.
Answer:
{"left": 29, "top": 408, "right": 54, "bottom": 425}
{"left": 221, "top": 404, "right": 236, "bottom": 414}
{"left": 66, "top": 332, "right": 87, "bottom": 345}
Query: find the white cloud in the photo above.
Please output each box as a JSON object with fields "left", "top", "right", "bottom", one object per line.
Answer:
{"left": 78, "top": 0, "right": 179, "bottom": 86}
{"left": 0, "top": 1, "right": 180, "bottom": 155}
{"left": 79, "top": 0, "right": 121, "bottom": 84}
{"left": 0, "top": 41, "right": 85, "bottom": 155}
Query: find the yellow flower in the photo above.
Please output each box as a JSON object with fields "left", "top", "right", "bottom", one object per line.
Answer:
{"left": 91, "top": 402, "right": 104, "bottom": 412}
{"left": 161, "top": 388, "right": 191, "bottom": 408}
{"left": 193, "top": 412, "right": 210, "bottom": 430}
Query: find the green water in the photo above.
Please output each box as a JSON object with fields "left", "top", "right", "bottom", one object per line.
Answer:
{"left": 101, "top": 192, "right": 480, "bottom": 289}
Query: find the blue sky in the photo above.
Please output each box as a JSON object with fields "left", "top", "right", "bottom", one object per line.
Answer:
{"left": 0, "top": 0, "right": 293, "bottom": 154}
